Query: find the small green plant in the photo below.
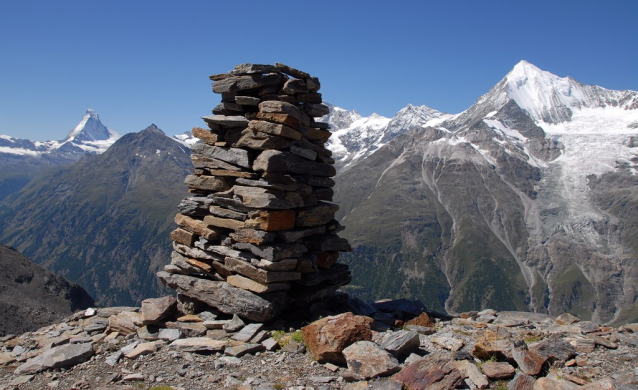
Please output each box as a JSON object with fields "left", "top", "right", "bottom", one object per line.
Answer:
{"left": 291, "top": 330, "right": 304, "bottom": 344}
{"left": 148, "top": 386, "right": 175, "bottom": 390}
{"left": 493, "top": 381, "right": 507, "bottom": 390}
{"left": 271, "top": 329, "right": 304, "bottom": 348}
{"left": 523, "top": 334, "right": 543, "bottom": 344}
{"left": 271, "top": 330, "right": 285, "bottom": 341}
{"left": 272, "top": 382, "right": 285, "bottom": 390}
{"left": 453, "top": 328, "right": 471, "bottom": 336}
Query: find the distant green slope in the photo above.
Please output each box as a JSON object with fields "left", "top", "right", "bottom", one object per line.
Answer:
{"left": 0, "top": 126, "right": 191, "bottom": 306}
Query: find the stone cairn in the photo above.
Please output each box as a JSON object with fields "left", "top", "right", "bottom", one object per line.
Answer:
{"left": 158, "top": 63, "right": 351, "bottom": 323}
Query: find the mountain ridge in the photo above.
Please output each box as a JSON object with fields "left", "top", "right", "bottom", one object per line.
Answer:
{"left": 333, "top": 60, "right": 638, "bottom": 324}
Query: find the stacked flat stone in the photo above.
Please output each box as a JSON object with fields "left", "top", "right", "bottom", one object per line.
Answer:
{"left": 158, "top": 63, "right": 352, "bottom": 323}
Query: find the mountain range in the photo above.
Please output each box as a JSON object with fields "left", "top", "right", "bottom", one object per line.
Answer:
{"left": 0, "top": 124, "right": 192, "bottom": 306}
{"left": 330, "top": 60, "right": 638, "bottom": 325}
{"left": 0, "top": 61, "right": 636, "bottom": 324}
{"left": 0, "top": 109, "right": 121, "bottom": 200}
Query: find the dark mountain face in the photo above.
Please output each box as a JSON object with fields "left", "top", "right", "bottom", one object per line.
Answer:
{"left": 0, "top": 125, "right": 192, "bottom": 306}
{"left": 0, "top": 244, "right": 94, "bottom": 336}
{"left": 333, "top": 63, "right": 638, "bottom": 325}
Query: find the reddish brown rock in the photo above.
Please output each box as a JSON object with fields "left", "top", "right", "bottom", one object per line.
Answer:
{"left": 302, "top": 312, "right": 373, "bottom": 364}
{"left": 406, "top": 312, "right": 435, "bottom": 328}
{"left": 255, "top": 112, "right": 301, "bottom": 128}
{"left": 512, "top": 348, "right": 545, "bottom": 375}
{"left": 507, "top": 372, "right": 535, "bottom": 390}
{"left": 107, "top": 311, "right": 142, "bottom": 336}
{"left": 141, "top": 296, "right": 176, "bottom": 325}
{"left": 169, "top": 228, "right": 195, "bottom": 246}
{"left": 245, "top": 210, "right": 296, "bottom": 231}
{"left": 192, "top": 127, "right": 220, "bottom": 145}
{"left": 480, "top": 361, "right": 516, "bottom": 379}
{"left": 174, "top": 213, "right": 220, "bottom": 241}
{"left": 472, "top": 330, "right": 513, "bottom": 360}
{"left": 392, "top": 351, "right": 463, "bottom": 390}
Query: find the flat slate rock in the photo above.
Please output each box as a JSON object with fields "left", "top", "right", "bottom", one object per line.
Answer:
{"left": 170, "top": 337, "right": 227, "bottom": 352}
{"left": 15, "top": 342, "right": 94, "bottom": 375}
{"left": 342, "top": 340, "right": 400, "bottom": 380}
{"left": 157, "top": 272, "right": 285, "bottom": 322}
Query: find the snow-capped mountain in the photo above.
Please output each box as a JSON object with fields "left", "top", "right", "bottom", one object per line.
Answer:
{"left": 321, "top": 103, "right": 450, "bottom": 172}
{"left": 334, "top": 60, "right": 638, "bottom": 324}
{"left": 0, "top": 110, "right": 121, "bottom": 200}
{"left": 0, "top": 109, "right": 120, "bottom": 157}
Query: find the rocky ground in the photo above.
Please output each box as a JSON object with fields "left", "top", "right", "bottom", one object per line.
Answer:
{"left": 0, "top": 296, "right": 637, "bottom": 390}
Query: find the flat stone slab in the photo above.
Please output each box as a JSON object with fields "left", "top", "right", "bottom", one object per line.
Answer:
{"left": 157, "top": 271, "right": 285, "bottom": 322}
{"left": 224, "top": 343, "right": 265, "bottom": 357}
{"left": 15, "top": 343, "right": 94, "bottom": 375}
{"left": 343, "top": 341, "right": 400, "bottom": 380}
{"left": 169, "top": 337, "right": 227, "bottom": 353}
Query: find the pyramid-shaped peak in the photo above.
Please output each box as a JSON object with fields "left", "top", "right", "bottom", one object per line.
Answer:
{"left": 506, "top": 60, "right": 552, "bottom": 84}
{"left": 142, "top": 124, "right": 165, "bottom": 135}
{"left": 63, "top": 109, "right": 119, "bottom": 145}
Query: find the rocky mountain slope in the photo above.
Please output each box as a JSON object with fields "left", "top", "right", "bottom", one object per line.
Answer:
{"left": 0, "top": 125, "right": 192, "bottom": 307}
{"left": 0, "top": 244, "right": 94, "bottom": 337}
{"left": 0, "top": 298, "right": 636, "bottom": 389}
{"left": 0, "top": 110, "right": 120, "bottom": 200}
{"left": 333, "top": 60, "right": 638, "bottom": 325}
{"left": 320, "top": 103, "right": 450, "bottom": 172}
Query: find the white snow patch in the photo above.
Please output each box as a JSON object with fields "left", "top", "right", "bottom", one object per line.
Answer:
{"left": 540, "top": 106, "right": 638, "bottom": 135}
{"left": 484, "top": 119, "right": 528, "bottom": 141}
{"left": 0, "top": 146, "right": 40, "bottom": 156}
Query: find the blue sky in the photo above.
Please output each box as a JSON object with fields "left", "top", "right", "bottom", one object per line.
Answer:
{"left": 1, "top": 0, "right": 636, "bottom": 141}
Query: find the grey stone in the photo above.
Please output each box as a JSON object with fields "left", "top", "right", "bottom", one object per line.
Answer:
{"left": 184, "top": 174, "right": 231, "bottom": 192}
{"left": 342, "top": 341, "right": 400, "bottom": 380}
{"left": 530, "top": 335, "right": 577, "bottom": 364}
{"left": 381, "top": 330, "right": 420, "bottom": 361}
{"left": 231, "top": 63, "right": 278, "bottom": 75}
{"left": 224, "top": 314, "right": 246, "bottom": 332}
{"left": 452, "top": 360, "right": 489, "bottom": 389}
{"left": 125, "top": 341, "right": 163, "bottom": 359}
{"left": 262, "top": 338, "right": 279, "bottom": 351}
{"left": 158, "top": 328, "right": 181, "bottom": 341}
{"left": 224, "top": 343, "right": 265, "bottom": 357}
{"left": 290, "top": 144, "right": 318, "bottom": 161}
{"left": 104, "top": 351, "right": 122, "bottom": 366}
{"left": 169, "top": 337, "right": 227, "bottom": 353}
{"left": 253, "top": 149, "right": 336, "bottom": 177}
{"left": 295, "top": 201, "right": 340, "bottom": 228}
{"left": 233, "top": 185, "right": 304, "bottom": 209}
{"left": 157, "top": 272, "right": 286, "bottom": 322}
{"left": 15, "top": 343, "right": 94, "bottom": 375}
{"left": 232, "top": 242, "right": 307, "bottom": 262}
{"left": 303, "top": 103, "right": 330, "bottom": 117}
{"left": 141, "top": 296, "right": 176, "bottom": 325}
{"left": 201, "top": 115, "right": 249, "bottom": 128}
{"left": 10, "top": 375, "right": 34, "bottom": 385}
{"left": 212, "top": 73, "right": 282, "bottom": 93}
{"left": 235, "top": 96, "right": 261, "bottom": 105}
{"left": 191, "top": 143, "right": 251, "bottom": 169}
{"left": 282, "top": 79, "right": 309, "bottom": 94}
{"left": 96, "top": 307, "right": 139, "bottom": 318}
{"left": 274, "top": 63, "right": 310, "bottom": 79}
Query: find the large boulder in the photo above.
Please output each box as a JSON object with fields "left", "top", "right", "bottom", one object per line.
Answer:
{"left": 302, "top": 312, "right": 373, "bottom": 364}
